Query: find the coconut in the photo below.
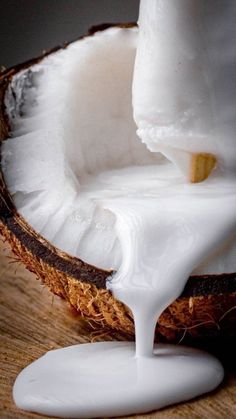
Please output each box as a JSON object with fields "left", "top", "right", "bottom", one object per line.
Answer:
{"left": 0, "top": 24, "right": 236, "bottom": 341}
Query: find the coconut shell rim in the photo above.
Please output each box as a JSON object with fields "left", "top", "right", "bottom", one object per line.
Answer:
{"left": 0, "top": 23, "right": 235, "bottom": 296}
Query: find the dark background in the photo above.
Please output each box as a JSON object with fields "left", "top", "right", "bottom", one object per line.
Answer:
{"left": 0, "top": 0, "right": 139, "bottom": 69}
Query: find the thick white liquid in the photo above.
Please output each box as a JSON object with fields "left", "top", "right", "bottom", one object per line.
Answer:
{"left": 13, "top": 342, "right": 223, "bottom": 418}
{"left": 13, "top": 164, "right": 236, "bottom": 417}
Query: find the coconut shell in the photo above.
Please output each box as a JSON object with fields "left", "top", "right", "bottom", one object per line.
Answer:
{"left": 0, "top": 25, "right": 236, "bottom": 342}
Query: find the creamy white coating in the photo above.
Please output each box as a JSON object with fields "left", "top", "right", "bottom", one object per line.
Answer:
{"left": 101, "top": 166, "right": 236, "bottom": 357}
{"left": 3, "top": 26, "right": 236, "bottom": 274}
{"left": 13, "top": 164, "right": 235, "bottom": 416}
{"left": 2, "top": 26, "right": 162, "bottom": 271}
{"left": 133, "top": 0, "right": 236, "bottom": 173}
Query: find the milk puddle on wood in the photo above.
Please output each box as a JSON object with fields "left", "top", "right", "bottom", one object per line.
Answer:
{"left": 13, "top": 164, "right": 236, "bottom": 418}
{"left": 13, "top": 342, "right": 223, "bottom": 418}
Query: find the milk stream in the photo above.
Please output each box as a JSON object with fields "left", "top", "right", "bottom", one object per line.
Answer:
{"left": 13, "top": 165, "right": 236, "bottom": 417}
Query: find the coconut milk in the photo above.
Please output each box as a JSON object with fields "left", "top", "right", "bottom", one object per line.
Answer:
{"left": 13, "top": 164, "right": 236, "bottom": 417}
{"left": 12, "top": 0, "right": 236, "bottom": 416}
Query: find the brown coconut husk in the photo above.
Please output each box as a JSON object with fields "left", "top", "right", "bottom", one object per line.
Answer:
{"left": 0, "top": 24, "right": 236, "bottom": 342}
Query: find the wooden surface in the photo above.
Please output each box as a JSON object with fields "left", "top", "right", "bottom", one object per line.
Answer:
{"left": 0, "top": 240, "right": 236, "bottom": 419}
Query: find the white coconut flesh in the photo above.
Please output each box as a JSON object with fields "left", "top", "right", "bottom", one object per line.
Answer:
{"left": 133, "top": 0, "right": 236, "bottom": 174}
{"left": 2, "top": 26, "right": 236, "bottom": 276}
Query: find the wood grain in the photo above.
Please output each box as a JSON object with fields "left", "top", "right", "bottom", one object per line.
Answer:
{"left": 0, "top": 240, "right": 235, "bottom": 419}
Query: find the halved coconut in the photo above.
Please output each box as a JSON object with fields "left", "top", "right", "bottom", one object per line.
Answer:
{"left": 0, "top": 24, "right": 236, "bottom": 341}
